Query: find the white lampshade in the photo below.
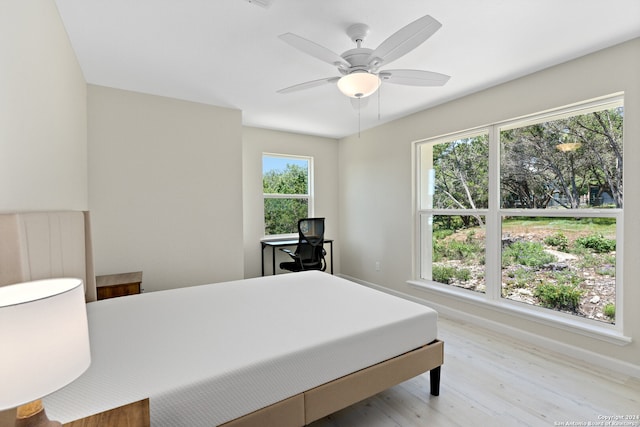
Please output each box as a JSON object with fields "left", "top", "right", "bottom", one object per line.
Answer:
{"left": 0, "top": 278, "right": 91, "bottom": 410}
{"left": 337, "top": 72, "right": 381, "bottom": 98}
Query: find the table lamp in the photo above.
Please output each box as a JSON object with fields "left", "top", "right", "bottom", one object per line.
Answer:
{"left": 0, "top": 278, "right": 91, "bottom": 427}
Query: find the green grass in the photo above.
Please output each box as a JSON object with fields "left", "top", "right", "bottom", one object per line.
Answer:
{"left": 502, "top": 217, "right": 616, "bottom": 236}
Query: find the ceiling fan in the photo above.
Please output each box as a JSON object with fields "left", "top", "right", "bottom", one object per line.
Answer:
{"left": 277, "top": 14, "right": 450, "bottom": 100}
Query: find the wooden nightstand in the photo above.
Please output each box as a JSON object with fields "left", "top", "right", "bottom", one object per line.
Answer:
{"left": 96, "top": 271, "right": 143, "bottom": 300}
{"left": 63, "top": 399, "right": 150, "bottom": 427}
{"left": 0, "top": 399, "right": 150, "bottom": 427}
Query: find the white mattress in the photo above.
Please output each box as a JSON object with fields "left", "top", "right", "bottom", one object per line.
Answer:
{"left": 44, "top": 271, "right": 438, "bottom": 426}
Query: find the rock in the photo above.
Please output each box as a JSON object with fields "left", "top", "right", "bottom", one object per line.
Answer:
{"left": 502, "top": 236, "right": 520, "bottom": 248}
{"left": 590, "top": 295, "right": 600, "bottom": 304}
{"left": 543, "top": 262, "right": 569, "bottom": 271}
{"left": 518, "top": 288, "right": 533, "bottom": 297}
{"left": 545, "top": 249, "right": 578, "bottom": 262}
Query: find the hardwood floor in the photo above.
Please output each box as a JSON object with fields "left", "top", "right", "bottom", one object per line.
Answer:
{"left": 309, "top": 316, "right": 640, "bottom": 427}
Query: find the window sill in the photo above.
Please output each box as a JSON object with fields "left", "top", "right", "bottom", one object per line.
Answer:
{"left": 407, "top": 279, "right": 631, "bottom": 346}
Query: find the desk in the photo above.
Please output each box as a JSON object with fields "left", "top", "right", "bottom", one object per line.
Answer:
{"left": 261, "top": 239, "right": 333, "bottom": 276}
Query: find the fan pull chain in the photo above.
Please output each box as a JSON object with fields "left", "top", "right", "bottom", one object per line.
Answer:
{"left": 377, "top": 84, "right": 381, "bottom": 121}
{"left": 358, "top": 97, "right": 361, "bottom": 138}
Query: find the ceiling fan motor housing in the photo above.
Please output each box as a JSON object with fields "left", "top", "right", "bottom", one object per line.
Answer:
{"left": 341, "top": 48, "right": 375, "bottom": 73}
{"left": 343, "top": 23, "right": 383, "bottom": 74}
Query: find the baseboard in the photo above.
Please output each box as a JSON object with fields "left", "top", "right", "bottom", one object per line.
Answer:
{"left": 339, "top": 274, "right": 640, "bottom": 380}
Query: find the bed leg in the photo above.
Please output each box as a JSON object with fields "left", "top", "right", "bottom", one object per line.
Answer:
{"left": 429, "top": 366, "right": 441, "bottom": 396}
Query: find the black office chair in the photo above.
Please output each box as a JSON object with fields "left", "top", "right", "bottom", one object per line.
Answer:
{"left": 279, "top": 218, "right": 326, "bottom": 272}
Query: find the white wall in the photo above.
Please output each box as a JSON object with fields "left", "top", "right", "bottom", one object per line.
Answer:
{"left": 88, "top": 85, "right": 244, "bottom": 291}
{"left": 242, "top": 127, "right": 339, "bottom": 278}
{"left": 0, "top": 0, "right": 87, "bottom": 211}
{"left": 339, "top": 38, "right": 640, "bottom": 373}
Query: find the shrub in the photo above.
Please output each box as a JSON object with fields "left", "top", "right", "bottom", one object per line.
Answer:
{"left": 456, "top": 268, "right": 471, "bottom": 281}
{"left": 596, "top": 266, "right": 615, "bottom": 276}
{"left": 603, "top": 303, "right": 616, "bottom": 319}
{"left": 507, "top": 267, "right": 536, "bottom": 288}
{"left": 446, "top": 240, "right": 476, "bottom": 260}
{"left": 574, "top": 251, "right": 596, "bottom": 269}
{"left": 552, "top": 270, "right": 582, "bottom": 287}
{"left": 432, "top": 265, "right": 454, "bottom": 284}
{"left": 433, "top": 228, "right": 454, "bottom": 240}
{"left": 544, "top": 232, "right": 569, "bottom": 251}
{"left": 575, "top": 234, "right": 616, "bottom": 253}
{"left": 432, "top": 265, "right": 471, "bottom": 284}
{"left": 466, "top": 230, "right": 477, "bottom": 243}
{"left": 502, "top": 241, "right": 557, "bottom": 267}
{"left": 432, "top": 241, "right": 443, "bottom": 262}
{"left": 534, "top": 283, "right": 584, "bottom": 311}
{"left": 434, "top": 238, "right": 482, "bottom": 261}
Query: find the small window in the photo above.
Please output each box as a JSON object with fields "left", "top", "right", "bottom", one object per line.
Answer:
{"left": 263, "top": 154, "right": 312, "bottom": 236}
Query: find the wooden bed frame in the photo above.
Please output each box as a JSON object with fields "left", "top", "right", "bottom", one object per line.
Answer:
{"left": 54, "top": 341, "right": 442, "bottom": 426}
{"left": 221, "top": 340, "right": 443, "bottom": 427}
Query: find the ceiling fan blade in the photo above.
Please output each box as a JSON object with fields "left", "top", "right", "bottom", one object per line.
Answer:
{"left": 279, "top": 33, "right": 350, "bottom": 69}
{"left": 350, "top": 96, "right": 370, "bottom": 110}
{"left": 277, "top": 77, "right": 340, "bottom": 94}
{"left": 379, "top": 69, "right": 450, "bottom": 86}
{"left": 369, "top": 15, "right": 442, "bottom": 67}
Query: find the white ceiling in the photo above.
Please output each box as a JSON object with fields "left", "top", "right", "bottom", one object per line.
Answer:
{"left": 54, "top": 0, "right": 640, "bottom": 139}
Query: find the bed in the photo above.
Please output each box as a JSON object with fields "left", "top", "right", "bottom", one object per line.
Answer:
{"left": 42, "top": 270, "right": 442, "bottom": 426}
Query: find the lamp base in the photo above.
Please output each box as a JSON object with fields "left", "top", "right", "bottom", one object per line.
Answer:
{"left": 15, "top": 400, "right": 61, "bottom": 427}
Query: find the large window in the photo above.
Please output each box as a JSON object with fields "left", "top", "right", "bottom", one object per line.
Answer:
{"left": 263, "top": 154, "right": 313, "bottom": 236}
{"left": 416, "top": 96, "right": 623, "bottom": 327}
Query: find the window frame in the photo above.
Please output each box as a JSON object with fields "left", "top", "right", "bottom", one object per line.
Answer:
{"left": 411, "top": 94, "right": 627, "bottom": 343}
{"left": 262, "top": 153, "right": 314, "bottom": 238}
{"left": 417, "top": 129, "right": 490, "bottom": 286}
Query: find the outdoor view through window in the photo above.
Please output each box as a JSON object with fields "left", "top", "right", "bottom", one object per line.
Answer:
{"left": 417, "top": 97, "right": 623, "bottom": 324}
{"left": 263, "top": 154, "right": 311, "bottom": 236}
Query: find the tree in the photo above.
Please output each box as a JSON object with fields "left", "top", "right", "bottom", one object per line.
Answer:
{"left": 263, "top": 164, "right": 309, "bottom": 235}
{"left": 568, "top": 108, "right": 623, "bottom": 207}
{"left": 500, "top": 108, "right": 623, "bottom": 209}
{"left": 433, "top": 135, "right": 489, "bottom": 227}
{"left": 263, "top": 164, "right": 308, "bottom": 194}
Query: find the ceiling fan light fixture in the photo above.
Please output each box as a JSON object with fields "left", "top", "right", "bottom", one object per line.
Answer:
{"left": 337, "top": 72, "right": 380, "bottom": 98}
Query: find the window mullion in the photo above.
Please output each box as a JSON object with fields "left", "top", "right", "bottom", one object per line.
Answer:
{"left": 485, "top": 125, "right": 502, "bottom": 301}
